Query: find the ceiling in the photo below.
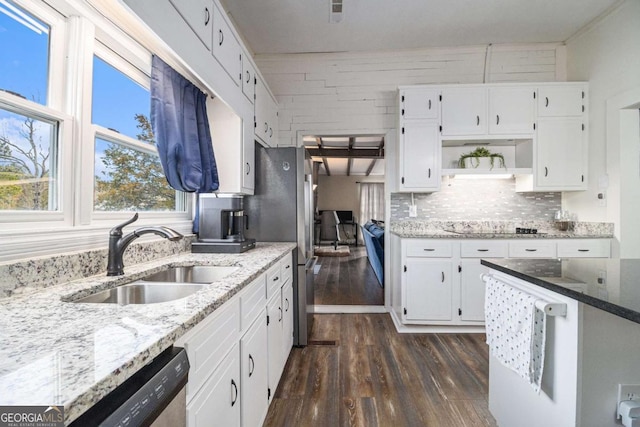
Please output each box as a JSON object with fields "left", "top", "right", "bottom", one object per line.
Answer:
{"left": 222, "top": 0, "right": 619, "bottom": 55}
{"left": 303, "top": 135, "right": 385, "bottom": 176}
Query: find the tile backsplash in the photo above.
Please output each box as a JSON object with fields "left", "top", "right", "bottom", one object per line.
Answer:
{"left": 391, "top": 178, "right": 561, "bottom": 221}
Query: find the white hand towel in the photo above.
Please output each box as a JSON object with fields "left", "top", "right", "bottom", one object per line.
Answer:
{"left": 484, "top": 276, "right": 546, "bottom": 393}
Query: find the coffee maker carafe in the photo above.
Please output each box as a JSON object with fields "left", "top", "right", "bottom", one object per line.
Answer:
{"left": 192, "top": 194, "right": 256, "bottom": 253}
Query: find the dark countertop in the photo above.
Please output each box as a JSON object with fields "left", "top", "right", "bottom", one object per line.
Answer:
{"left": 481, "top": 258, "right": 640, "bottom": 325}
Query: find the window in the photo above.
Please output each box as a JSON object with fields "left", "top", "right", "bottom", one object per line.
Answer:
{"left": 91, "top": 52, "right": 184, "bottom": 212}
{"left": 0, "top": 0, "right": 50, "bottom": 104}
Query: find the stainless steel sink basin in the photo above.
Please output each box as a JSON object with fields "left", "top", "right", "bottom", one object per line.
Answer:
{"left": 141, "top": 265, "right": 239, "bottom": 284}
{"left": 73, "top": 282, "right": 206, "bottom": 305}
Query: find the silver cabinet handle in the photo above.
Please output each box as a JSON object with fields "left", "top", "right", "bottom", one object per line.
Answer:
{"left": 476, "top": 115, "right": 480, "bottom": 126}
{"left": 219, "top": 29, "right": 224, "bottom": 46}
{"left": 545, "top": 97, "right": 549, "bottom": 107}
{"left": 246, "top": 70, "right": 250, "bottom": 83}
{"left": 273, "top": 276, "right": 279, "bottom": 281}
{"left": 578, "top": 249, "right": 590, "bottom": 252}
{"left": 423, "top": 248, "right": 435, "bottom": 251}
{"left": 428, "top": 99, "right": 431, "bottom": 110}
{"left": 204, "top": 7, "right": 210, "bottom": 25}
{"left": 525, "top": 249, "right": 537, "bottom": 252}
{"left": 441, "top": 272, "right": 445, "bottom": 282}
{"left": 477, "top": 249, "right": 489, "bottom": 252}
{"left": 231, "top": 379, "right": 238, "bottom": 406}
{"left": 428, "top": 168, "right": 431, "bottom": 178}
{"left": 269, "top": 127, "right": 273, "bottom": 137}
{"left": 245, "top": 162, "right": 250, "bottom": 175}
{"left": 496, "top": 115, "right": 500, "bottom": 125}
{"left": 278, "top": 306, "right": 283, "bottom": 322}
{"left": 264, "top": 122, "right": 268, "bottom": 133}
{"left": 544, "top": 167, "right": 549, "bottom": 177}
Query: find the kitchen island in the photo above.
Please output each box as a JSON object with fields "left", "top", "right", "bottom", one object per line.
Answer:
{"left": 0, "top": 242, "right": 295, "bottom": 425}
{"left": 481, "top": 258, "right": 640, "bottom": 427}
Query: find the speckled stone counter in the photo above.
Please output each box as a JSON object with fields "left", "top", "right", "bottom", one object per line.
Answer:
{"left": 0, "top": 242, "right": 295, "bottom": 425}
{"left": 390, "top": 220, "right": 614, "bottom": 239}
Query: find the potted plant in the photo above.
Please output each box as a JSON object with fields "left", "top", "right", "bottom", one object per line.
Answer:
{"left": 458, "top": 147, "right": 506, "bottom": 170}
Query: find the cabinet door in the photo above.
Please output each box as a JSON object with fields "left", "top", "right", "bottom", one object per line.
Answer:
{"left": 242, "top": 110, "right": 255, "bottom": 193}
{"left": 169, "top": 0, "right": 212, "bottom": 51}
{"left": 401, "top": 88, "right": 439, "bottom": 120}
{"left": 399, "top": 121, "right": 440, "bottom": 191}
{"left": 403, "top": 259, "right": 453, "bottom": 321}
{"left": 460, "top": 260, "right": 489, "bottom": 322}
{"left": 254, "top": 76, "right": 271, "bottom": 146}
{"left": 187, "top": 344, "right": 240, "bottom": 427}
{"left": 241, "top": 53, "right": 255, "bottom": 104}
{"left": 536, "top": 118, "right": 586, "bottom": 189}
{"left": 212, "top": 5, "right": 241, "bottom": 86}
{"left": 267, "top": 292, "right": 283, "bottom": 399}
{"left": 537, "top": 86, "right": 585, "bottom": 117}
{"left": 268, "top": 97, "right": 278, "bottom": 146}
{"left": 241, "top": 313, "right": 269, "bottom": 427}
{"left": 488, "top": 87, "right": 535, "bottom": 135}
{"left": 281, "top": 280, "right": 294, "bottom": 367}
{"left": 441, "top": 87, "right": 487, "bottom": 136}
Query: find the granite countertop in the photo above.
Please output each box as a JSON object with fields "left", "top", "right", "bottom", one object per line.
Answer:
{"left": 481, "top": 258, "right": 640, "bottom": 324}
{"left": 0, "top": 242, "right": 296, "bottom": 425}
{"left": 390, "top": 220, "right": 614, "bottom": 239}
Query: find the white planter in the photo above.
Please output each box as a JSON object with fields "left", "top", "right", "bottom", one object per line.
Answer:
{"left": 463, "top": 157, "right": 495, "bottom": 169}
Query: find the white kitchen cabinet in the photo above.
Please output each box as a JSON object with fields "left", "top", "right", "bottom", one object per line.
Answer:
{"left": 488, "top": 86, "right": 535, "bottom": 135}
{"left": 186, "top": 343, "right": 240, "bottom": 427}
{"left": 537, "top": 85, "right": 585, "bottom": 117}
{"left": 281, "top": 279, "right": 294, "bottom": 365}
{"left": 441, "top": 87, "right": 487, "bottom": 136}
{"left": 168, "top": 0, "right": 213, "bottom": 51}
{"left": 535, "top": 118, "right": 586, "bottom": 190}
{"left": 212, "top": 4, "right": 241, "bottom": 86}
{"left": 241, "top": 51, "right": 255, "bottom": 104}
{"left": 509, "top": 240, "right": 557, "bottom": 258}
{"left": 557, "top": 239, "right": 611, "bottom": 258}
{"left": 403, "top": 259, "right": 454, "bottom": 322}
{"left": 459, "top": 260, "right": 490, "bottom": 322}
{"left": 399, "top": 121, "right": 440, "bottom": 191}
{"left": 267, "top": 292, "right": 283, "bottom": 400}
{"left": 255, "top": 75, "right": 279, "bottom": 146}
{"left": 400, "top": 88, "right": 440, "bottom": 120}
{"left": 241, "top": 312, "right": 269, "bottom": 427}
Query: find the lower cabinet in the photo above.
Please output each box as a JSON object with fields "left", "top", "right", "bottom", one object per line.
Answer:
{"left": 401, "top": 238, "right": 610, "bottom": 326}
{"left": 177, "top": 252, "right": 295, "bottom": 427}
{"left": 241, "top": 312, "right": 269, "bottom": 427}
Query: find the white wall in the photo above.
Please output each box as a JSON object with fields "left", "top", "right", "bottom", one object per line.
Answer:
{"left": 565, "top": 0, "right": 640, "bottom": 257}
{"left": 317, "top": 175, "right": 381, "bottom": 219}
{"left": 256, "top": 44, "right": 563, "bottom": 147}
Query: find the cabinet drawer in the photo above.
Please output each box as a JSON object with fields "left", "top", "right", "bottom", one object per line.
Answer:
{"left": 176, "top": 298, "right": 240, "bottom": 401}
{"left": 460, "top": 241, "right": 508, "bottom": 258}
{"left": 508, "top": 241, "right": 556, "bottom": 258}
{"left": 280, "top": 252, "right": 293, "bottom": 284}
{"left": 239, "top": 275, "right": 266, "bottom": 333}
{"left": 266, "top": 262, "right": 282, "bottom": 300}
{"left": 405, "top": 240, "right": 453, "bottom": 257}
{"left": 557, "top": 239, "right": 610, "bottom": 258}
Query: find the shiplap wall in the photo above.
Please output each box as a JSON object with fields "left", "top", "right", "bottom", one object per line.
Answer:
{"left": 255, "top": 44, "right": 564, "bottom": 146}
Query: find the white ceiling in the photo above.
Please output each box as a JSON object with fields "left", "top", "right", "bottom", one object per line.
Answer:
{"left": 222, "top": 0, "right": 619, "bottom": 55}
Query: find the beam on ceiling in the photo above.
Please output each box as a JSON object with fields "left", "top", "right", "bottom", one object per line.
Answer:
{"left": 316, "top": 137, "right": 331, "bottom": 176}
{"left": 346, "top": 137, "right": 354, "bottom": 176}
{"left": 365, "top": 159, "right": 377, "bottom": 176}
{"left": 305, "top": 148, "right": 384, "bottom": 158}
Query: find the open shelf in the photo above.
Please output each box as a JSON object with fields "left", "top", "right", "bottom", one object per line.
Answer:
{"left": 442, "top": 167, "right": 533, "bottom": 175}
{"left": 441, "top": 138, "right": 533, "bottom": 175}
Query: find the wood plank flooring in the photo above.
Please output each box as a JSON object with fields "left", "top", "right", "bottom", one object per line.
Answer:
{"left": 264, "top": 314, "right": 497, "bottom": 427}
{"left": 314, "top": 246, "right": 384, "bottom": 306}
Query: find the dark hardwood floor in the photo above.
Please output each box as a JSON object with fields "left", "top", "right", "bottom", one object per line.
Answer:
{"left": 314, "top": 246, "right": 384, "bottom": 305}
{"left": 264, "top": 314, "right": 497, "bottom": 427}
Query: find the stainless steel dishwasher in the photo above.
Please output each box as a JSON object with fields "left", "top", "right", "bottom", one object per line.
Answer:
{"left": 70, "top": 346, "right": 189, "bottom": 427}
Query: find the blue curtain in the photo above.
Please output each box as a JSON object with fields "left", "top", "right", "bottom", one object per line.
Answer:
{"left": 150, "top": 55, "right": 219, "bottom": 232}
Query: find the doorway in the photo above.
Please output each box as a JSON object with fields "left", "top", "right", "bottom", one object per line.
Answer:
{"left": 302, "top": 134, "right": 386, "bottom": 309}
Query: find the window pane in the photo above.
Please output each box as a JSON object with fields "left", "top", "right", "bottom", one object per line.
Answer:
{"left": 0, "top": 108, "right": 58, "bottom": 211}
{"left": 0, "top": 1, "right": 50, "bottom": 104}
{"left": 92, "top": 56, "right": 150, "bottom": 140}
{"left": 94, "top": 137, "right": 179, "bottom": 212}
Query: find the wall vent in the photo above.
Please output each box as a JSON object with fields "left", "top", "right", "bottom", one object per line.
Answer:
{"left": 330, "top": 0, "right": 343, "bottom": 23}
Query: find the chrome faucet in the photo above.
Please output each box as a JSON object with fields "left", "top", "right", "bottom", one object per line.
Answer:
{"left": 107, "top": 213, "right": 184, "bottom": 276}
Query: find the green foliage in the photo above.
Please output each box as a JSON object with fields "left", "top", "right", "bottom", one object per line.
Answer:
{"left": 458, "top": 147, "right": 506, "bottom": 170}
{"left": 94, "top": 114, "right": 176, "bottom": 211}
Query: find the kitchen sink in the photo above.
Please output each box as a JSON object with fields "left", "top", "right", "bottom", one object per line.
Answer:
{"left": 72, "top": 282, "right": 206, "bottom": 305}
{"left": 141, "top": 265, "right": 239, "bottom": 283}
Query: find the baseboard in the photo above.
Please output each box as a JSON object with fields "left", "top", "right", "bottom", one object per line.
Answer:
{"left": 314, "top": 304, "right": 387, "bottom": 314}
{"left": 389, "top": 310, "right": 486, "bottom": 334}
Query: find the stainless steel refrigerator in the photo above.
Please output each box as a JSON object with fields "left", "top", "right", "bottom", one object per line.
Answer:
{"left": 244, "top": 144, "right": 316, "bottom": 346}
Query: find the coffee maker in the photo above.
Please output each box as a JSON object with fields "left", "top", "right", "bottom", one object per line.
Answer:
{"left": 191, "top": 194, "right": 256, "bottom": 253}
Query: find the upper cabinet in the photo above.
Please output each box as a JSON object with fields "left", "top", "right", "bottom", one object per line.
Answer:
{"left": 537, "top": 86, "right": 585, "bottom": 117}
{"left": 441, "top": 86, "right": 535, "bottom": 137}
{"left": 255, "top": 76, "right": 279, "bottom": 147}
{"left": 212, "top": 5, "right": 242, "bottom": 87}
{"left": 401, "top": 88, "right": 439, "bottom": 120}
{"left": 168, "top": 0, "right": 213, "bottom": 51}
{"left": 242, "top": 53, "right": 256, "bottom": 104}
{"left": 441, "top": 87, "right": 487, "bottom": 136}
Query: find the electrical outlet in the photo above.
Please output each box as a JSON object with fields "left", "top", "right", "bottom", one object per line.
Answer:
{"left": 598, "top": 270, "right": 607, "bottom": 285}
{"left": 409, "top": 205, "right": 417, "bottom": 217}
{"left": 617, "top": 384, "right": 640, "bottom": 419}
{"left": 598, "top": 191, "right": 607, "bottom": 207}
